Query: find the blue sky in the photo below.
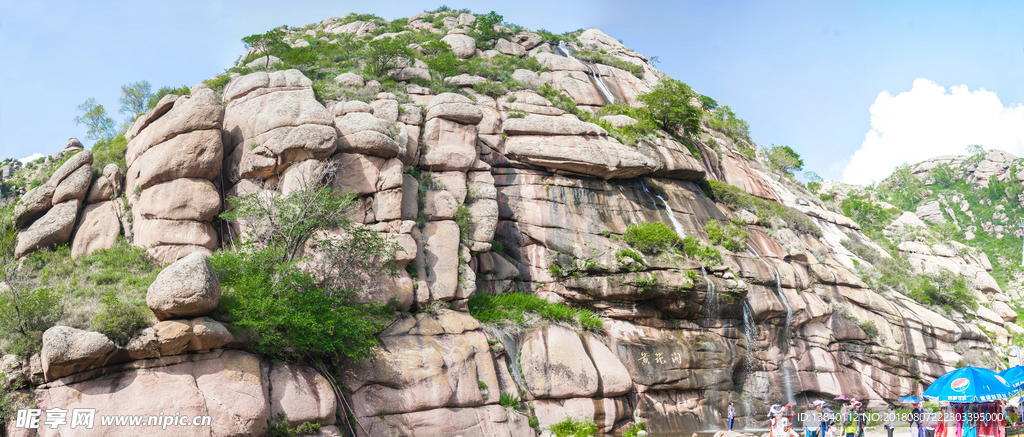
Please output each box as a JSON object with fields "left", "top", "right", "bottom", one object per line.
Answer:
{"left": 2, "top": 1, "right": 1023, "bottom": 183}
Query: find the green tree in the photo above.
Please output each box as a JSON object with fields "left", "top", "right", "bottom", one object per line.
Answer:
{"left": 74, "top": 98, "right": 116, "bottom": 143}
{"left": 637, "top": 78, "right": 703, "bottom": 137}
{"left": 119, "top": 80, "right": 153, "bottom": 123}
{"left": 763, "top": 144, "right": 804, "bottom": 176}
{"left": 421, "top": 40, "right": 459, "bottom": 81}
{"left": 804, "top": 171, "right": 824, "bottom": 192}
{"left": 472, "top": 11, "right": 506, "bottom": 49}
{"left": 242, "top": 28, "right": 287, "bottom": 68}
{"left": 214, "top": 163, "right": 399, "bottom": 361}
{"left": 145, "top": 85, "right": 191, "bottom": 111}
{"left": 360, "top": 35, "right": 414, "bottom": 78}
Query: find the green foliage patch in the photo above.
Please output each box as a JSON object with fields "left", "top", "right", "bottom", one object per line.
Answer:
{"left": 701, "top": 180, "right": 822, "bottom": 237}
{"left": 705, "top": 220, "right": 748, "bottom": 252}
{"left": 623, "top": 222, "right": 681, "bottom": 254}
{"left": 467, "top": 292, "right": 602, "bottom": 331}
{"left": 550, "top": 416, "right": 598, "bottom": 437}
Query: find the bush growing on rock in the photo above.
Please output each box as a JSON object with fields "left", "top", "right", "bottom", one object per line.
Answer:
{"left": 701, "top": 179, "right": 822, "bottom": 237}
{"left": 623, "top": 221, "right": 680, "bottom": 254}
{"left": 637, "top": 78, "right": 703, "bottom": 138}
{"left": 91, "top": 289, "right": 149, "bottom": 347}
{"left": 550, "top": 416, "right": 598, "bottom": 437}
{"left": 705, "top": 219, "right": 748, "bottom": 252}
{"left": 468, "top": 292, "right": 602, "bottom": 331}
{"left": 214, "top": 167, "right": 398, "bottom": 361}
{"left": 360, "top": 35, "right": 414, "bottom": 77}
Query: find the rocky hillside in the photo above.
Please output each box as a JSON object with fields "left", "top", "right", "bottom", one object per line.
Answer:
{"left": 0, "top": 8, "right": 1016, "bottom": 437}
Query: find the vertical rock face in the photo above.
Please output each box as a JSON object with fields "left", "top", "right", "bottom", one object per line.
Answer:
{"left": 128, "top": 84, "right": 225, "bottom": 263}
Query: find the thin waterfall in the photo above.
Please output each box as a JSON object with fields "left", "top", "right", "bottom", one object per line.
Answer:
{"left": 741, "top": 300, "right": 757, "bottom": 427}
{"left": 750, "top": 247, "right": 795, "bottom": 406}
{"left": 701, "top": 265, "right": 717, "bottom": 320}
{"left": 657, "top": 195, "right": 686, "bottom": 238}
{"left": 556, "top": 41, "right": 616, "bottom": 104}
{"left": 638, "top": 180, "right": 659, "bottom": 210}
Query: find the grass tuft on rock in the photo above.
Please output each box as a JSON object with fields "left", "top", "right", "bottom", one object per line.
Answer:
{"left": 468, "top": 292, "right": 602, "bottom": 332}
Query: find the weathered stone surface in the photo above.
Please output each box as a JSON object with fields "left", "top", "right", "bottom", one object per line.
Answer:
{"left": 503, "top": 114, "right": 607, "bottom": 136}
{"left": 373, "top": 188, "right": 404, "bottom": 222}
{"left": 532, "top": 397, "right": 630, "bottom": 434}
{"left": 440, "top": 33, "right": 477, "bottom": 59}
{"left": 51, "top": 163, "right": 92, "bottom": 204}
{"left": 423, "top": 221, "right": 461, "bottom": 301}
{"left": 467, "top": 199, "right": 498, "bottom": 243}
{"left": 278, "top": 159, "right": 323, "bottom": 195}
{"left": 147, "top": 252, "right": 222, "bottom": 320}
{"left": 424, "top": 190, "right": 458, "bottom": 221}
{"left": 342, "top": 320, "right": 500, "bottom": 417}
{"left": 495, "top": 38, "right": 526, "bottom": 57}
{"left": 35, "top": 350, "right": 270, "bottom": 437}
{"left": 147, "top": 245, "right": 213, "bottom": 264}
{"left": 70, "top": 201, "right": 121, "bottom": 260}
{"left": 269, "top": 361, "right": 336, "bottom": 426}
{"left": 329, "top": 153, "right": 384, "bottom": 196}
{"left": 15, "top": 200, "right": 79, "bottom": 258}
{"left": 14, "top": 183, "right": 55, "bottom": 228}
{"left": 126, "top": 86, "right": 224, "bottom": 168}
{"left": 126, "top": 129, "right": 223, "bottom": 192}
{"left": 334, "top": 72, "right": 365, "bottom": 87}
{"left": 504, "top": 134, "right": 656, "bottom": 179}
{"left": 520, "top": 325, "right": 599, "bottom": 398}
{"left": 48, "top": 150, "right": 93, "bottom": 187}
{"left": 425, "top": 93, "right": 484, "bottom": 124}
{"left": 336, "top": 130, "right": 401, "bottom": 158}
{"left": 581, "top": 333, "right": 632, "bottom": 396}
{"left": 86, "top": 175, "right": 114, "bottom": 204}
{"left": 138, "top": 178, "right": 221, "bottom": 222}
{"left": 134, "top": 219, "right": 217, "bottom": 250}
{"left": 370, "top": 98, "right": 400, "bottom": 123}
{"left": 534, "top": 52, "right": 588, "bottom": 71}
{"left": 419, "top": 118, "right": 478, "bottom": 172}
{"left": 41, "top": 326, "right": 116, "bottom": 381}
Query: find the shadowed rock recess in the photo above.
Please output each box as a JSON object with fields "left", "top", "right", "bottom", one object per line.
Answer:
{"left": 1, "top": 10, "right": 1017, "bottom": 437}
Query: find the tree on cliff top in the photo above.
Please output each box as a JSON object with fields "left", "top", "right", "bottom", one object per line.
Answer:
{"left": 637, "top": 78, "right": 703, "bottom": 138}
{"left": 242, "top": 28, "right": 287, "bottom": 68}
{"left": 360, "top": 35, "right": 414, "bottom": 77}
{"left": 73, "top": 98, "right": 116, "bottom": 143}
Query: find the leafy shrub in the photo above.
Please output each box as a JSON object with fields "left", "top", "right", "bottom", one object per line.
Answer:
{"left": 268, "top": 412, "right": 321, "bottom": 437}
{"left": 592, "top": 102, "right": 661, "bottom": 147}
{"left": 700, "top": 180, "right": 822, "bottom": 237}
{"left": 91, "top": 290, "right": 149, "bottom": 347}
{"left": 472, "top": 81, "right": 508, "bottom": 97}
{"left": 858, "top": 320, "right": 879, "bottom": 338}
{"left": 467, "top": 292, "right": 602, "bottom": 331}
{"left": 203, "top": 75, "right": 232, "bottom": 94}
{"left": 455, "top": 205, "right": 472, "bottom": 237}
{"left": 91, "top": 135, "right": 128, "bottom": 171}
{"left": 682, "top": 237, "right": 722, "bottom": 265}
{"left": 839, "top": 193, "right": 900, "bottom": 240}
{"left": 623, "top": 222, "right": 680, "bottom": 254}
{"left": 615, "top": 249, "right": 646, "bottom": 271}
{"left": 623, "top": 422, "right": 648, "bottom": 437}
{"left": 0, "top": 285, "right": 64, "bottom": 356}
{"left": 146, "top": 85, "right": 191, "bottom": 110}
{"left": 215, "top": 177, "right": 397, "bottom": 361}
{"left": 499, "top": 392, "right": 520, "bottom": 409}
{"left": 360, "top": 35, "right": 414, "bottom": 78}
{"left": 550, "top": 416, "right": 598, "bottom": 437}
{"left": 705, "top": 220, "right": 748, "bottom": 252}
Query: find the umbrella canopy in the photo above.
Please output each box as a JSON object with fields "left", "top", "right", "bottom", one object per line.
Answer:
{"left": 899, "top": 396, "right": 923, "bottom": 404}
{"left": 813, "top": 400, "right": 827, "bottom": 407}
{"left": 923, "top": 367, "right": 1017, "bottom": 403}
{"left": 835, "top": 395, "right": 853, "bottom": 401}
{"left": 1000, "top": 366, "right": 1024, "bottom": 391}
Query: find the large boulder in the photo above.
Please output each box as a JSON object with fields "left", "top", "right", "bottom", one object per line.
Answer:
{"left": 504, "top": 135, "right": 656, "bottom": 179}
{"left": 40, "top": 326, "right": 117, "bottom": 381}
{"left": 51, "top": 163, "right": 92, "bottom": 204}
{"left": 137, "top": 178, "right": 221, "bottom": 222}
{"left": 13, "top": 183, "right": 55, "bottom": 228}
{"left": 520, "top": 325, "right": 600, "bottom": 399}
{"left": 502, "top": 114, "right": 607, "bottom": 136}
{"left": 85, "top": 175, "right": 114, "bottom": 204}
{"left": 35, "top": 349, "right": 270, "bottom": 436}
{"left": 126, "top": 129, "right": 223, "bottom": 192}
{"left": 126, "top": 86, "right": 224, "bottom": 168}
{"left": 269, "top": 361, "right": 337, "bottom": 427}
{"left": 146, "top": 252, "right": 222, "bottom": 321}
{"left": 14, "top": 200, "right": 79, "bottom": 258}
{"left": 419, "top": 118, "right": 478, "bottom": 172}
{"left": 133, "top": 219, "right": 217, "bottom": 250}
{"left": 422, "top": 221, "right": 461, "bottom": 301}
{"left": 47, "top": 150, "right": 93, "bottom": 187}
{"left": 425, "top": 93, "right": 484, "bottom": 124}
{"left": 70, "top": 201, "right": 121, "bottom": 260}
{"left": 440, "top": 33, "right": 477, "bottom": 59}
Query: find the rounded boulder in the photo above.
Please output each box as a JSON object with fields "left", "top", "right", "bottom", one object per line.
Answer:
{"left": 146, "top": 252, "right": 222, "bottom": 321}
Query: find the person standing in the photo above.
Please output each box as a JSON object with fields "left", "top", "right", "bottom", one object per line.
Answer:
{"left": 910, "top": 403, "right": 923, "bottom": 437}
{"left": 770, "top": 400, "right": 785, "bottom": 437}
{"left": 883, "top": 405, "right": 897, "bottom": 437}
{"left": 729, "top": 401, "right": 737, "bottom": 431}
{"left": 804, "top": 404, "right": 821, "bottom": 437}
{"left": 856, "top": 403, "right": 866, "bottom": 437}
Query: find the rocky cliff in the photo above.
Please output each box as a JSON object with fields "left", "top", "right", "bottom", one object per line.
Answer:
{"left": 0, "top": 9, "right": 1016, "bottom": 437}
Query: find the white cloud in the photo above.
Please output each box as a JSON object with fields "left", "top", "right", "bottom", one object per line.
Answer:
{"left": 842, "top": 78, "right": 1024, "bottom": 185}
{"left": 18, "top": 153, "right": 43, "bottom": 163}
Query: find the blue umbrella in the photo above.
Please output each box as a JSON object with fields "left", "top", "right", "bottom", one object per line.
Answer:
{"left": 899, "top": 396, "right": 923, "bottom": 404}
{"left": 923, "top": 367, "right": 1017, "bottom": 403}
{"left": 1000, "top": 366, "right": 1024, "bottom": 391}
